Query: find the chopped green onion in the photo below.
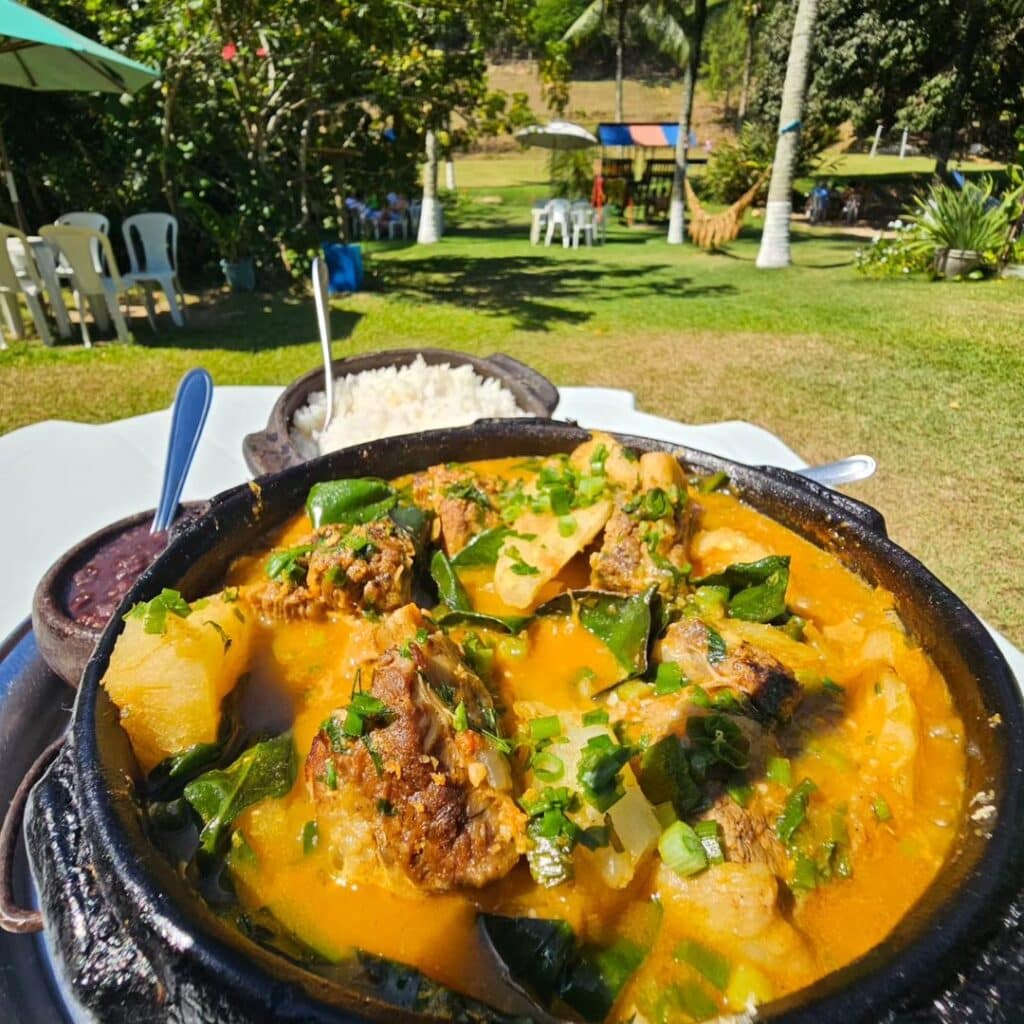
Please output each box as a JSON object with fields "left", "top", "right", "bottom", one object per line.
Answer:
{"left": 653, "top": 661, "right": 685, "bottom": 696}
{"left": 689, "top": 684, "right": 712, "bottom": 708}
{"left": 791, "top": 852, "right": 818, "bottom": 891}
{"left": 727, "top": 781, "right": 753, "bottom": 807}
{"left": 692, "top": 585, "right": 729, "bottom": 618}
{"left": 777, "top": 778, "right": 817, "bottom": 844}
{"left": 705, "top": 625, "right": 727, "bottom": 664}
{"left": 660, "top": 981, "right": 718, "bottom": 1021}
{"left": 694, "top": 820, "right": 725, "bottom": 864}
{"left": 557, "top": 515, "right": 578, "bottom": 537}
{"left": 582, "top": 708, "right": 609, "bottom": 726}
{"left": 872, "top": 796, "right": 893, "bottom": 822}
{"left": 343, "top": 709, "right": 364, "bottom": 737}
{"left": 453, "top": 700, "right": 469, "bottom": 732}
{"left": 377, "top": 798, "right": 396, "bottom": 816}
{"left": 529, "top": 715, "right": 562, "bottom": 741}
{"left": 658, "top": 821, "right": 708, "bottom": 877}
{"left": 674, "top": 939, "right": 731, "bottom": 990}
{"left": 766, "top": 756, "right": 792, "bottom": 787}
{"left": 324, "top": 760, "right": 338, "bottom": 789}
{"left": 532, "top": 751, "right": 565, "bottom": 783}
{"left": 782, "top": 615, "right": 806, "bottom": 641}
{"left": 698, "top": 470, "right": 729, "bottom": 493}
{"left": 653, "top": 801, "right": 678, "bottom": 829}
{"left": 301, "top": 820, "right": 318, "bottom": 855}
{"left": 822, "top": 677, "right": 845, "bottom": 697}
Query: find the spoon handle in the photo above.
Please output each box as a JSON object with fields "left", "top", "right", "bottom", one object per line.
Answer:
{"left": 797, "top": 454, "right": 877, "bottom": 487}
{"left": 312, "top": 256, "right": 334, "bottom": 428}
{"left": 151, "top": 368, "right": 214, "bottom": 534}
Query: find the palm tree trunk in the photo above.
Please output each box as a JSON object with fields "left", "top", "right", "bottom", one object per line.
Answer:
{"left": 755, "top": 0, "right": 818, "bottom": 269}
{"left": 615, "top": 0, "right": 626, "bottom": 122}
{"left": 418, "top": 128, "right": 442, "bottom": 244}
{"left": 667, "top": 0, "right": 708, "bottom": 245}
{"left": 737, "top": 18, "right": 754, "bottom": 127}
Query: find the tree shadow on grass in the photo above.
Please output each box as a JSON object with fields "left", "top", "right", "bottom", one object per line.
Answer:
{"left": 376, "top": 254, "right": 737, "bottom": 331}
{"left": 136, "top": 292, "right": 364, "bottom": 352}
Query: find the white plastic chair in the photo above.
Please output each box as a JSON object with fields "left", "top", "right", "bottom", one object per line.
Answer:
{"left": 571, "top": 202, "right": 595, "bottom": 249}
{"left": 544, "top": 199, "right": 571, "bottom": 248}
{"left": 593, "top": 205, "right": 608, "bottom": 244}
{"left": 385, "top": 213, "right": 408, "bottom": 240}
{"left": 0, "top": 223, "right": 53, "bottom": 347}
{"left": 121, "top": 212, "right": 185, "bottom": 328}
{"left": 54, "top": 211, "right": 109, "bottom": 278}
{"left": 409, "top": 200, "right": 422, "bottom": 233}
{"left": 40, "top": 225, "right": 133, "bottom": 346}
{"left": 530, "top": 201, "right": 549, "bottom": 245}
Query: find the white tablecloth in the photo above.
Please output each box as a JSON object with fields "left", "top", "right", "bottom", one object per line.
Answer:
{"left": 2, "top": 385, "right": 1021, "bottom": 684}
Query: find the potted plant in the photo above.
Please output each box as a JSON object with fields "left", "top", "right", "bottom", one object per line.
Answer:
{"left": 1003, "top": 237, "right": 1024, "bottom": 279}
{"left": 182, "top": 194, "right": 257, "bottom": 292}
{"left": 906, "top": 177, "right": 1017, "bottom": 279}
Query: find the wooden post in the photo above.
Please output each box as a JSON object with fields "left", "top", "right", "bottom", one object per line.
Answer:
{"left": 899, "top": 128, "right": 909, "bottom": 159}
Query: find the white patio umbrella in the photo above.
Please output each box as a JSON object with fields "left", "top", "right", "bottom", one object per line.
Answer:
{"left": 515, "top": 121, "right": 598, "bottom": 152}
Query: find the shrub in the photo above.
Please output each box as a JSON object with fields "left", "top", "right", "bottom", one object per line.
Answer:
{"left": 854, "top": 220, "right": 934, "bottom": 279}
{"left": 701, "top": 124, "right": 774, "bottom": 204}
{"left": 905, "top": 177, "right": 1019, "bottom": 263}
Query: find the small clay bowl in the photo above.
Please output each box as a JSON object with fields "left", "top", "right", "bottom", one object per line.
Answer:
{"left": 242, "top": 348, "right": 560, "bottom": 476}
{"left": 32, "top": 503, "right": 206, "bottom": 687}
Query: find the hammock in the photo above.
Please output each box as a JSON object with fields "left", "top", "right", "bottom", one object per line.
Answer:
{"left": 684, "top": 167, "right": 770, "bottom": 249}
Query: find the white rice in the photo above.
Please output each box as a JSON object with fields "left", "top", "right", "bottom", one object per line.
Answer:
{"left": 290, "top": 355, "right": 527, "bottom": 457}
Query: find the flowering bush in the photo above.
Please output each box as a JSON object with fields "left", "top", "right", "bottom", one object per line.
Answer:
{"left": 854, "top": 220, "right": 934, "bottom": 278}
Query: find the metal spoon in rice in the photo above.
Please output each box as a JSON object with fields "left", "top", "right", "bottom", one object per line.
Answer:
{"left": 312, "top": 256, "right": 335, "bottom": 431}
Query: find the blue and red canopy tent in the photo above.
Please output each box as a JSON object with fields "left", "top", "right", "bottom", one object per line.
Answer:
{"left": 595, "top": 122, "right": 704, "bottom": 221}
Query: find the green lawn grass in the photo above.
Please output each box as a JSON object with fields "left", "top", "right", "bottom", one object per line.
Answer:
{"left": 1, "top": 166, "right": 1022, "bottom": 647}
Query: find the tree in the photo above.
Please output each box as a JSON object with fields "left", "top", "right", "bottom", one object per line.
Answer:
{"left": 755, "top": 0, "right": 818, "bottom": 269}
{"left": 562, "top": 0, "right": 688, "bottom": 122}
{"left": 666, "top": 0, "right": 708, "bottom": 245}
{"left": 702, "top": 2, "right": 747, "bottom": 122}
{"left": 750, "top": 0, "right": 1024, "bottom": 175}
{"left": 563, "top": 1, "right": 627, "bottom": 121}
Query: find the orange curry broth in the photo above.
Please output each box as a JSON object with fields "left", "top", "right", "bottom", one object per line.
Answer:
{"left": 216, "top": 459, "right": 965, "bottom": 1016}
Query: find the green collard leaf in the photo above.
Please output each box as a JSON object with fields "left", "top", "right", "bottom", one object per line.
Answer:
{"left": 481, "top": 904, "right": 659, "bottom": 1021}
{"left": 306, "top": 478, "right": 396, "bottom": 528}
{"left": 537, "top": 588, "right": 654, "bottom": 686}
{"left": 697, "top": 556, "right": 791, "bottom": 624}
{"left": 430, "top": 549, "right": 472, "bottom": 611}
{"left": 389, "top": 504, "right": 432, "bottom": 550}
{"left": 451, "top": 525, "right": 515, "bottom": 567}
{"left": 436, "top": 609, "right": 533, "bottom": 634}
{"left": 184, "top": 733, "right": 296, "bottom": 856}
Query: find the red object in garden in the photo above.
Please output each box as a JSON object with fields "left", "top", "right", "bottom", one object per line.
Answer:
{"left": 221, "top": 42, "right": 237, "bottom": 61}
{"left": 256, "top": 46, "right": 268, "bottom": 58}
{"left": 591, "top": 173, "right": 605, "bottom": 210}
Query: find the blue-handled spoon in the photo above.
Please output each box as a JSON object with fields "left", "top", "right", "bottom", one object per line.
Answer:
{"left": 151, "top": 368, "right": 214, "bottom": 533}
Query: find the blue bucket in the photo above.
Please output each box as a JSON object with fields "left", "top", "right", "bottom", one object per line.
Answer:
{"left": 321, "top": 243, "right": 364, "bottom": 293}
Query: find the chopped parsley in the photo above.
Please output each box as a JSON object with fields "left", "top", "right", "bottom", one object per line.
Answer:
{"left": 126, "top": 588, "right": 193, "bottom": 635}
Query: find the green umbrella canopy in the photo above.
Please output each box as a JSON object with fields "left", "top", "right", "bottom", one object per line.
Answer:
{"left": 0, "top": 1, "right": 158, "bottom": 231}
{"left": 0, "top": 0, "right": 158, "bottom": 93}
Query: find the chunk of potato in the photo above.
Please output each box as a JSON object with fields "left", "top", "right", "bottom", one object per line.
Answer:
{"left": 569, "top": 432, "right": 640, "bottom": 490}
{"left": 495, "top": 500, "right": 612, "bottom": 609}
{"left": 102, "top": 592, "right": 254, "bottom": 771}
{"left": 638, "top": 451, "right": 686, "bottom": 492}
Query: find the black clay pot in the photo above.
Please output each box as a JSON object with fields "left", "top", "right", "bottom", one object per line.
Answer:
{"left": 242, "top": 348, "right": 560, "bottom": 476}
{"left": 23, "top": 420, "right": 1024, "bottom": 1024}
